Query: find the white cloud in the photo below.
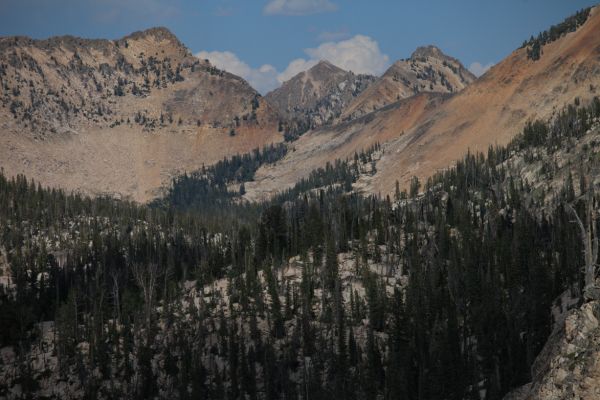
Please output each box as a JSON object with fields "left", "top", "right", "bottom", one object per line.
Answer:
{"left": 196, "top": 34, "right": 389, "bottom": 94}
{"left": 304, "top": 35, "right": 389, "bottom": 76}
{"left": 196, "top": 50, "right": 280, "bottom": 94}
{"left": 469, "top": 61, "right": 494, "bottom": 77}
{"left": 277, "top": 58, "right": 319, "bottom": 83}
{"left": 264, "top": 0, "right": 337, "bottom": 16}
{"left": 277, "top": 35, "right": 389, "bottom": 85}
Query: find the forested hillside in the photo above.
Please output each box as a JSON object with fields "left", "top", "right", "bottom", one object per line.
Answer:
{"left": 1, "top": 97, "right": 600, "bottom": 399}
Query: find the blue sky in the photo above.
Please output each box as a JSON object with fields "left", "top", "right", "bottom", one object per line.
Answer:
{"left": 0, "top": 0, "right": 597, "bottom": 93}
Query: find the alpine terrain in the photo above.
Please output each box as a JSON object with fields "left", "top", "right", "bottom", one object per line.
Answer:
{"left": 1, "top": 3, "right": 600, "bottom": 400}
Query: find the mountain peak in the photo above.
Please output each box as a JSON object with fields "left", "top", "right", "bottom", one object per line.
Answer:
{"left": 342, "top": 46, "right": 476, "bottom": 121}
{"left": 410, "top": 45, "right": 447, "bottom": 61}
{"left": 316, "top": 59, "right": 334, "bottom": 67}
{"left": 308, "top": 59, "right": 345, "bottom": 75}
{"left": 0, "top": 27, "right": 186, "bottom": 55}
{"left": 122, "top": 26, "right": 174, "bottom": 40}
{"left": 265, "top": 58, "right": 375, "bottom": 135}
{"left": 0, "top": 26, "right": 281, "bottom": 201}
{"left": 120, "top": 26, "right": 185, "bottom": 48}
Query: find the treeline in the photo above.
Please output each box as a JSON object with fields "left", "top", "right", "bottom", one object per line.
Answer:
{"left": 272, "top": 143, "right": 382, "bottom": 204}
{"left": 512, "top": 97, "right": 600, "bottom": 151}
{"left": 522, "top": 7, "right": 591, "bottom": 60}
{"left": 163, "top": 141, "right": 381, "bottom": 212}
{"left": 156, "top": 143, "right": 287, "bottom": 211}
{"left": 211, "top": 143, "right": 287, "bottom": 185}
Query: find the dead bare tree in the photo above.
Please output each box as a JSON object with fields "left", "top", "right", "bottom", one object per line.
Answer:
{"left": 131, "top": 262, "right": 161, "bottom": 331}
{"left": 109, "top": 269, "right": 122, "bottom": 325}
{"left": 566, "top": 184, "right": 600, "bottom": 301}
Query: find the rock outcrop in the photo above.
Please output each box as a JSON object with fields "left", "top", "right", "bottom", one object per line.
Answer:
{"left": 340, "top": 45, "right": 475, "bottom": 120}
{"left": 265, "top": 60, "right": 376, "bottom": 137}
{"left": 504, "top": 295, "right": 600, "bottom": 400}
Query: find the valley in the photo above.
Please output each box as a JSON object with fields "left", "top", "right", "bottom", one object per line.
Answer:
{"left": 1, "top": 3, "right": 600, "bottom": 400}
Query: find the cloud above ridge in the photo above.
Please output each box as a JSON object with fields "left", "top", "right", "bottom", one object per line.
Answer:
{"left": 468, "top": 61, "right": 494, "bottom": 77}
{"left": 197, "top": 34, "right": 389, "bottom": 94}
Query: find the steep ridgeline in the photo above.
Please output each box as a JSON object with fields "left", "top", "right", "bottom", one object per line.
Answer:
{"left": 504, "top": 299, "right": 600, "bottom": 400}
{"left": 0, "top": 27, "right": 277, "bottom": 135}
{"left": 265, "top": 60, "right": 376, "bottom": 139}
{"left": 0, "top": 28, "right": 282, "bottom": 202}
{"left": 368, "top": 5, "right": 600, "bottom": 198}
{"left": 341, "top": 45, "right": 475, "bottom": 120}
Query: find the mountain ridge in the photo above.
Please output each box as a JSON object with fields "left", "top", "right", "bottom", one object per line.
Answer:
{"left": 340, "top": 44, "right": 476, "bottom": 121}
{"left": 0, "top": 26, "right": 282, "bottom": 201}
{"left": 242, "top": 5, "right": 600, "bottom": 202}
{"left": 265, "top": 59, "right": 376, "bottom": 138}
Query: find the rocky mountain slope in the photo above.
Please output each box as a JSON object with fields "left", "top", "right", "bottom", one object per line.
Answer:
{"left": 1, "top": 6, "right": 598, "bottom": 209}
{"left": 0, "top": 27, "right": 282, "bottom": 201}
{"left": 504, "top": 298, "right": 600, "bottom": 400}
{"left": 265, "top": 60, "right": 376, "bottom": 137}
{"left": 244, "top": 92, "right": 444, "bottom": 202}
{"left": 245, "top": 5, "right": 600, "bottom": 202}
{"left": 369, "top": 5, "right": 600, "bottom": 197}
{"left": 340, "top": 45, "right": 475, "bottom": 121}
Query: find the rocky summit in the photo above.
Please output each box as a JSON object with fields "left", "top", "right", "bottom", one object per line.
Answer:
{"left": 340, "top": 45, "right": 476, "bottom": 121}
{"left": 265, "top": 60, "right": 376, "bottom": 138}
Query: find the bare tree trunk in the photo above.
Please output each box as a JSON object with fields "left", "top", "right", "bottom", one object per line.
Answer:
{"left": 110, "top": 270, "right": 121, "bottom": 325}
{"left": 567, "top": 185, "right": 599, "bottom": 301}
{"left": 132, "top": 263, "right": 160, "bottom": 332}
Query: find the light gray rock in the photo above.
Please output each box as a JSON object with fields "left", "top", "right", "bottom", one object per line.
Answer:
{"left": 584, "top": 283, "right": 600, "bottom": 302}
{"left": 503, "top": 300, "right": 600, "bottom": 400}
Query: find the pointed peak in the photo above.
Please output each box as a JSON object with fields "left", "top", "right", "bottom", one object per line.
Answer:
{"left": 121, "top": 27, "right": 182, "bottom": 46}
{"left": 316, "top": 59, "right": 334, "bottom": 67}
{"left": 410, "top": 45, "right": 447, "bottom": 61}
{"left": 275, "top": 59, "right": 347, "bottom": 87}
{"left": 310, "top": 59, "right": 345, "bottom": 73}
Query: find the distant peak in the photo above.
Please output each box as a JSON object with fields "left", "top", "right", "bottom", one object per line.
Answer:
{"left": 410, "top": 45, "right": 446, "bottom": 60}
{"left": 121, "top": 27, "right": 182, "bottom": 46}
{"left": 316, "top": 59, "right": 334, "bottom": 67}
{"left": 309, "top": 60, "right": 345, "bottom": 74}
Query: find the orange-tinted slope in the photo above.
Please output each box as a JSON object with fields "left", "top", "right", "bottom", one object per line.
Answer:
{"left": 369, "top": 5, "right": 600, "bottom": 195}
{"left": 248, "top": 6, "right": 600, "bottom": 200}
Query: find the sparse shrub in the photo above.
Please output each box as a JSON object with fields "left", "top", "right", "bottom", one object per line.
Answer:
{"left": 524, "top": 8, "right": 591, "bottom": 61}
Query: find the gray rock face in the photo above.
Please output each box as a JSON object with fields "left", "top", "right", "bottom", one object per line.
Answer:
{"left": 265, "top": 60, "right": 377, "bottom": 137}
{"left": 340, "top": 45, "right": 477, "bottom": 121}
{"left": 0, "top": 27, "right": 276, "bottom": 136}
{"left": 584, "top": 284, "right": 600, "bottom": 301}
{"left": 504, "top": 299, "right": 600, "bottom": 400}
